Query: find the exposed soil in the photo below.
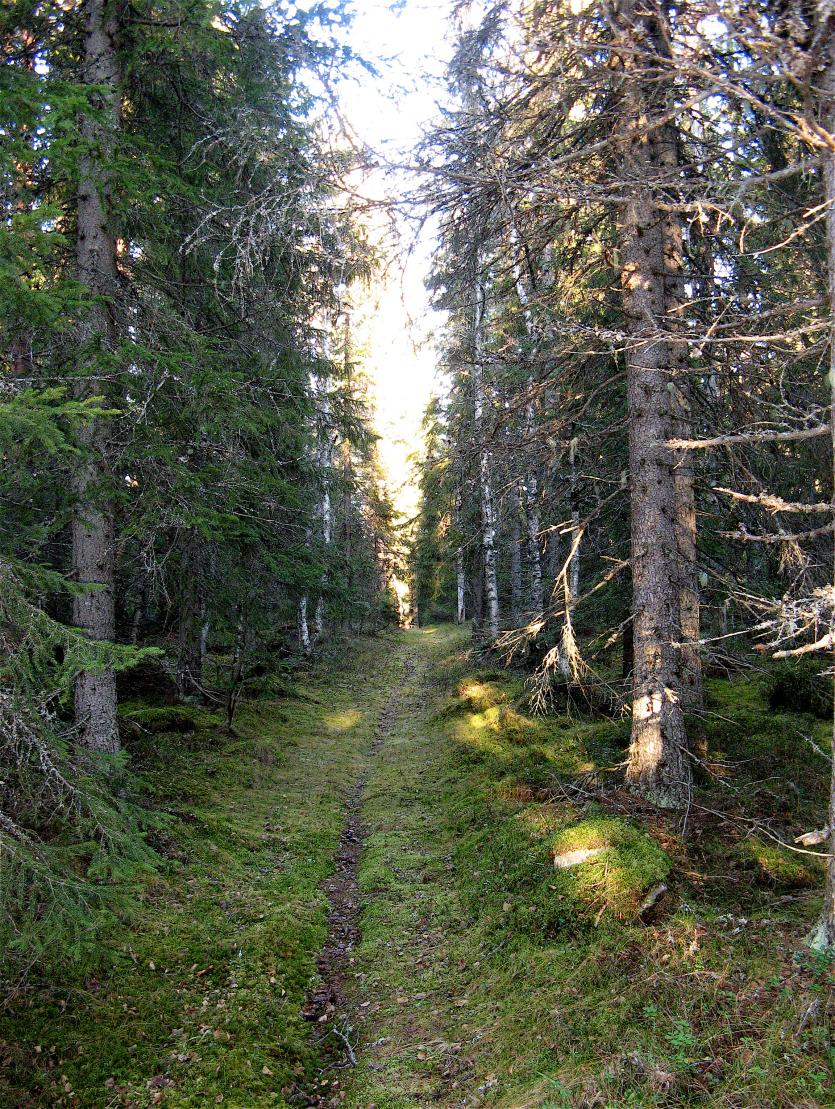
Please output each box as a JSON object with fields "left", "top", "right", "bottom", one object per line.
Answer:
{"left": 295, "top": 658, "right": 412, "bottom": 1106}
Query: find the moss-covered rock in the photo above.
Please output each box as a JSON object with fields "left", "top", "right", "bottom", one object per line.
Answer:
{"left": 551, "top": 816, "right": 672, "bottom": 919}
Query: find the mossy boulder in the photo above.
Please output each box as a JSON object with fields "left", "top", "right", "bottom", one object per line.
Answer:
{"left": 551, "top": 816, "right": 672, "bottom": 920}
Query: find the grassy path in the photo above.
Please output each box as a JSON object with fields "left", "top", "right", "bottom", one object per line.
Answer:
{"left": 327, "top": 624, "right": 832, "bottom": 1108}
{"left": 335, "top": 627, "right": 477, "bottom": 1107}
{"left": 2, "top": 624, "right": 831, "bottom": 1108}
{"left": 0, "top": 633, "right": 410, "bottom": 1108}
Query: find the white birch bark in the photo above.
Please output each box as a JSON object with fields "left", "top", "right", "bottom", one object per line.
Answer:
{"left": 298, "top": 594, "right": 311, "bottom": 656}
{"left": 472, "top": 276, "right": 500, "bottom": 641}
{"left": 509, "top": 228, "right": 545, "bottom": 617}
{"left": 455, "top": 484, "right": 466, "bottom": 623}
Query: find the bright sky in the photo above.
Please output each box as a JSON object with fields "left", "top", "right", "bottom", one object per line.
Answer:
{"left": 335, "top": 0, "right": 455, "bottom": 526}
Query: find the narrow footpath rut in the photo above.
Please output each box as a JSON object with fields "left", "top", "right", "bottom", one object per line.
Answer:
{"left": 298, "top": 653, "right": 416, "bottom": 1106}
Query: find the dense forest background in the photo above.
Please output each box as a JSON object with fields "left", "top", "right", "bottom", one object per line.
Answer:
{"left": 412, "top": 0, "right": 835, "bottom": 947}
{"left": 2, "top": 0, "right": 400, "bottom": 969}
{"left": 2, "top": 0, "right": 835, "bottom": 1105}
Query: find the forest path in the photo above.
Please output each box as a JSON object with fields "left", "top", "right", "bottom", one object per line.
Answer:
{"left": 302, "top": 625, "right": 481, "bottom": 1109}
{"left": 300, "top": 652, "right": 417, "bottom": 1097}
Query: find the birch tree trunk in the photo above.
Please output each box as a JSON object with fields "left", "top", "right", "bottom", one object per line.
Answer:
{"left": 616, "top": 0, "right": 691, "bottom": 806}
{"left": 472, "top": 275, "right": 500, "bottom": 641}
{"left": 454, "top": 482, "right": 466, "bottom": 623}
{"left": 509, "top": 229, "right": 545, "bottom": 617}
{"left": 72, "top": 0, "right": 120, "bottom": 755}
{"left": 298, "top": 593, "right": 311, "bottom": 655}
{"left": 509, "top": 481, "right": 523, "bottom": 627}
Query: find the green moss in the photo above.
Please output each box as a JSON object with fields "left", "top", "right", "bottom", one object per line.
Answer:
{"left": 4, "top": 628, "right": 830, "bottom": 1109}
{"left": 342, "top": 627, "right": 831, "bottom": 1109}
{"left": 120, "top": 704, "right": 221, "bottom": 734}
{"left": 550, "top": 815, "right": 671, "bottom": 919}
{"left": 740, "top": 836, "right": 823, "bottom": 889}
{"left": 0, "top": 633, "right": 407, "bottom": 1109}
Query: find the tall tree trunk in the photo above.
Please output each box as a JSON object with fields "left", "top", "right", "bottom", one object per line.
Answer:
{"left": 455, "top": 484, "right": 466, "bottom": 623}
{"left": 176, "top": 530, "right": 206, "bottom": 701}
{"left": 812, "top": 11, "right": 835, "bottom": 949}
{"left": 312, "top": 377, "right": 332, "bottom": 644}
{"left": 509, "top": 481, "right": 523, "bottom": 626}
{"left": 525, "top": 467, "right": 544, "bottom": 618}
{"left": 508, "top": 226, "right": 545, "bottom": 617}
{"left": 472, "top": 276, "right": 500, "bottom": 641}
{"left": 298, "top": 594, "right": 311, "bottom": 655}
{"left": 567, "top": 437, "right": 581, "bottom": 610}
{"left": 616, "top": 0, "right": 691, "bottom": 806}
{"left": 72, "top": 0, "right": 120, "bottom": 756}
{"left": 661, "top": 130, "right": 703, "bottom": 726}
{"left": 456, "top": 546, "right": 466, "bottom": 624}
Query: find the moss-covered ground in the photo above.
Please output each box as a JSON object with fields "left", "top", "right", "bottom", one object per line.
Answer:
{"left": 0, "top": 634, "right": 406, "bottom": 1108}
{"left": 341, "top": 626, "right": 832, "bottom": 1107}
{"left": 1, "top": 625, "right": 832, "bottom": 1108}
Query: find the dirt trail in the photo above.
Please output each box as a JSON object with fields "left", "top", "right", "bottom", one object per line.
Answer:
{"left": 297, "top": 652, "right": 414, "bottom": 1105}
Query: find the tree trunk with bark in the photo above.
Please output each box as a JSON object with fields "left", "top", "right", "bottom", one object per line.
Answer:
{"left": 176, "top": 531, "right": 207, "bottom": 701}
{"left": 509, "top": 226, "right": 545, "bottom": 618}
{"left": 455, "top": 546, "right": 466, "bottom": 624}
{"left": 811, "top": 12, "right": 835, "bottom": 949}
{"left": 660, "top": 133, "right": 703, "bottom": 725}
{"left": 472, "top": 274, "right": 500, "bottom": 641}
{"left": 312, "top": 377, "right": 332, "bottom": 644}
{"left": 72, "top": 0, "right": 120, "bottom": 756}
{"left": 509, "top": 481, "right": 523, "bottom": 626}
{"left": 616, "top": 0, "right": 692, "bottom": 806}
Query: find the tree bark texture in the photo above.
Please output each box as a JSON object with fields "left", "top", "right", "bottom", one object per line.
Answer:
{"left": 509, "top": 481, "right": 523, "bottom": 626}
{"left": 72, "top": 0, "right": 120, "bottom": 755}
{"left": 312, "top": 377, "right": 332, "bottom": 644}
{"left": 456, "top": 546, "right": 466, "bottom": 624}
{"left": 472, "top": 275, "right": 500, "bottom": 641}
{"left": 176, "top": 530, "right": 207, "bottom": 701}
{"left": 616, "top": 0, "right": 692, "bottom": 805}
{"left": 509, "top": 227, "right": 545, "bottom": 618}
{"left": 813, "top": 12, "right": 835, "bottom": 949}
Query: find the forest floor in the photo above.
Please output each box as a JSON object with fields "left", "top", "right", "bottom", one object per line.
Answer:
{"left": 1, "top": 626, "right": 833, "bottom": 1108}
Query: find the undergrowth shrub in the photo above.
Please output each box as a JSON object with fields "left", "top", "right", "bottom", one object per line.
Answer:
{"left": 766, "top": 659, "right": 833, "bottom": 720}
{"left": 0, "top": 563, "right": 158, "bottom": 981}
